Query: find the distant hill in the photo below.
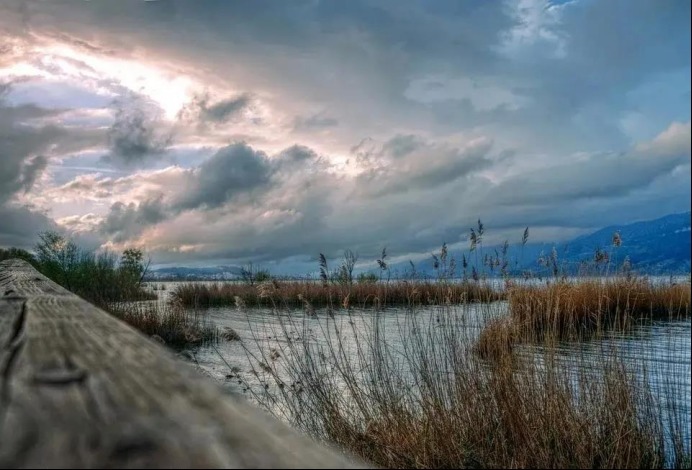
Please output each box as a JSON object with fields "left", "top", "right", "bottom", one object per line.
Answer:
{"left": 147, "top": 212, "right": 691, "bottom": 280}
{"left": 146, "top": 265, "right": 244, "bottom": 280}
{"left": 555, "top": 212, "right": 690, "bottom": 274}
{"left": 395, "top": 212, "right": 691, "bottom": 278}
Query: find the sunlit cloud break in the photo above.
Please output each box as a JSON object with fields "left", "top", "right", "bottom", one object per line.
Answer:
{"left": 0, "top": 0, "right": 689, "bottom": 271}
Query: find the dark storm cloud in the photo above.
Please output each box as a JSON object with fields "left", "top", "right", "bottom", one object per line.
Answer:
{"left": 274, "top": 144, "right": 322, "bottom": 171}
{"left": 354, "top": 135, "right": 494, "bottom": 197}
{"left": 174, "top": 142, "right": 273, "bottom": 211}
{"left": 493, "top": 152, "right": 688, "bottom": 206}
{"left": 0, "top": 96, "right": 56, "bottom": 244}
{"left": 16, "top": 155, "right": 48, "bottom": 192}
{"left": 0, "top": 96, "right": 97, "bottom": 203}
{"left": 99, "top": 196, "right": 168, "bottom": 243}
{"left": 0, "top": 85, "right": 104, "bottom": 246}
{"left": 0, "top": 204, "right": 55, "bottom": 248}
{"left": 201, "top": 94, "right": 252, "bottom": 123}
{"left": 106, "top": 97, "right": 173, "bottom": 166}
{"left": 178, "top": 92, "right": 254, "bottom": 126}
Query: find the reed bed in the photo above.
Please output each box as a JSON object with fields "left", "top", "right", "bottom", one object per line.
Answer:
{"left": 108, "top": 301, "right": 220, "bottom": 349}
{"left": 172, "top": 279, "right": 503, "bottom": 309}
{"left": 474, "top": 278, "right": 690, "bottom": 358}
{"left": 240, "top": 304, "right": 690, "bottom": 469}
{"left": 510, "top": 278, "right": 690, "bottom": 340}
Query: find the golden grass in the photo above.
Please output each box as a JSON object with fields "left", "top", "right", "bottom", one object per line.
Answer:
{"left": 107, "top": 301, "right": 221, "bottom": 349}
{"left": 475, "top": 278, "right": 690, "bottom": 358}
{"left": 507, "top": 278, "right": 690, "bottom": 341}
{"left": 472, "top": 317, "right": 517, "bottom": 361}
{"left": 172, "top": 279, "right": 503, "bottom": 309}
{"left": 326, "top": 365, "right": 667, "bottom": 469}
{"left": 244, "top": 304, "right": 690, "bottom": 469}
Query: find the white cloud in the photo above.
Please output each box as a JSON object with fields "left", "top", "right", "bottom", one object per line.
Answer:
{"left": 635, "top": 121, "right": 691, "bottom": 157}
{"left": 497, "top": 0, "right": 570, "bottom": 59}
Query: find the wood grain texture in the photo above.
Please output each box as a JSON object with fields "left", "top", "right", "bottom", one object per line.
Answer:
{"left": 0, "top": 259, "right": 366, "bottom": 469}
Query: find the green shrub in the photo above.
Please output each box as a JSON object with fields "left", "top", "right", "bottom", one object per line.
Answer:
{"left": 33, "top": 230, "right": 155, "bottom": 308}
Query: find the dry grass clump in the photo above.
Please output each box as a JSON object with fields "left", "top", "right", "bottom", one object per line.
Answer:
{"left": 172, "top": 279, "right": 502, "bottom": 309}
{"left": 473, "top": 317, "right": 518, "bottom": 361}
{"left": 107, "top": 301, "right": 221, "bottom": 349}
{"left": 243, "top": 308, "right": 689, "bottom": 469}
{"left": 324, "top": 365, "right": 666, "bottom": 469}
{"left": 507, "top": 278, "right": 690, "bottom": 341}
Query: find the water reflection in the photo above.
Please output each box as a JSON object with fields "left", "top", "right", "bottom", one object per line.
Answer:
{"left": 190, "top": 303, "right": 688, "bottom": 446}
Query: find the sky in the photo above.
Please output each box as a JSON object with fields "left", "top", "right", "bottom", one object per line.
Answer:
{"left": 0, "top": 0, "right": 690, "bottom": 272}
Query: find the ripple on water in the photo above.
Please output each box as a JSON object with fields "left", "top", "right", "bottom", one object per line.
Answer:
{"left": 188, "top": 304, "right": 690, "bottom": 458}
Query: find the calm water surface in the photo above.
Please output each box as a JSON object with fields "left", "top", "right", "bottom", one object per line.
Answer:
{"left": 196, "top": 305, "right": 688, "bottom": 442}
{"left": 147, "top": 280, "right": 691, "bottom": 456}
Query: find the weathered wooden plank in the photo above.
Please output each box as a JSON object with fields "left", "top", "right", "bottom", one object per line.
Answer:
{"left": 0, "top": 259, "right": 365, "bottom": 468}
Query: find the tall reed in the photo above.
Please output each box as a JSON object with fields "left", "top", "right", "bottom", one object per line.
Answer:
{"left": 508, "top": 278, "right": 690, "bottom": 340}
{"left": 236, "top": 302, "right": 690, "bottom": 469}
{"left": 172, "top": 279, "right": 502, "bottom": 309}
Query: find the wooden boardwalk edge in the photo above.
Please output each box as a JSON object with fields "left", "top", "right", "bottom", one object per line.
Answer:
{"left": 0, "top": 259, "right": 365, "bottom": 468}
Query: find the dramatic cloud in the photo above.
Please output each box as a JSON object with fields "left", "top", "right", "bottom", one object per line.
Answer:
{"left": 179, "top": 92, "right": 254, "bottom": 125}
{"left": 490, "top": 122, "right": 692, "bottom": 205}
{"left": 99, "top": 197, "right": 168, "bottom": 243}
{"left": 0, "top": 100, "right": 57, "bottom": 202}
{"left": 0, "top": 204, "right": 55, "bottom": 248}
{"left": 354, "top": 135, "right": 494, "bottom": 197}
{"left": 0, "top": 85, "right": 102, "bottom": 246}
{"left": 174, "top": 143, "right": 273, "bottom": 211}
{"left": 0, "top": 0, "right": 689, "bottom": 269}
{"left": 106, "top": 96, "right": 173, "bottom": 166}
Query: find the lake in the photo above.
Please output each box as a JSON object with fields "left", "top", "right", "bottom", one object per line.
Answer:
{"left": 146, "top": 280, "right": 692, "bottom": 461}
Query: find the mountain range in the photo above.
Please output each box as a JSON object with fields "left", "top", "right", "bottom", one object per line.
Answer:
{"left": 404, "top": 212, "right": 691, "bottom": 278}
{"left": 147, "top": 212, "right": 691, "bottom": 280}
{"left": 539, "top": 211, "right": 690, "bottom": 275}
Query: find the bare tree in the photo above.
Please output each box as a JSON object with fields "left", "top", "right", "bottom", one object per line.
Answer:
{"left": 340, "top": 249, "right": 358, "bottom": 285}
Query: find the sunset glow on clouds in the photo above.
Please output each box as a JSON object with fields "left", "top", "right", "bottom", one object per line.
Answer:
{"left": 1, "top": 0, "right": 690, "bottom": 270}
